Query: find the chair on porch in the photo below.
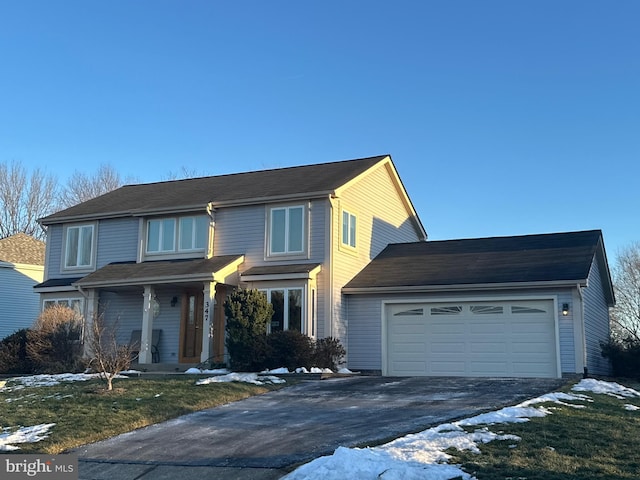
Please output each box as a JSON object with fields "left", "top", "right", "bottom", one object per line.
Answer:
{"left": 129, "top": 329, "right": 162, "bottom": 363}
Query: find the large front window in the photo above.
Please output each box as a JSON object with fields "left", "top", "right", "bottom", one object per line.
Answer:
{"left": 64, "top": 224, "right": 94, "bottom": 268}
{"left": 269, "top": 206, "right": 304, "bottom": 255}
{"left": 146, "top": 215, "right": 209, "bottom": 254}
{"left": 262, "top": 287, "right": 304, "bottom": 333}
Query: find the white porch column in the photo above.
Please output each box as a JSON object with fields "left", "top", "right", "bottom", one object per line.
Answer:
{"left": 140, "top": 285, "right": 155, "bottom": 364}
{"left": 83, "top": 289, "right": 99, "bottom": 357}
{"left": 201, "top": 282, "right": 216, "bottom": 363}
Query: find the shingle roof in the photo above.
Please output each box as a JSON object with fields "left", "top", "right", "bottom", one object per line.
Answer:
{"left": 344, "top": 230, "right": 610, "bottom": 293}
{"left": 40, "top": 155, "right": 388, "bottom": 224}
{"left": 74, "top": 255, "right": 244, "bottom": 287}
{"left": 0, "top": 234, "right": 46, "bottom": 265}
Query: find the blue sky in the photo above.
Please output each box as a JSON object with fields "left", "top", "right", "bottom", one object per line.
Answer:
{"left": 1, "top": 1, "right": 638, "bottom": 258}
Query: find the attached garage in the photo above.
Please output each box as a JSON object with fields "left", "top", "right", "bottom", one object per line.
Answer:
{"left": 343, "top": 231, "right": 615, "bottom": 378}
{"left": 385, "top": 300, "right": 558, "bottom": 377}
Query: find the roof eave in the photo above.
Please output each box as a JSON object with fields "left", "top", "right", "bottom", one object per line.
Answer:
{"left": 342, "top": 279, "right": 589, "bottom": 295}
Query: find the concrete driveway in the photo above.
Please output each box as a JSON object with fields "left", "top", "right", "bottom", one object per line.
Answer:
{"left": 74, "top": 376, "right": 567, "bottom": 480}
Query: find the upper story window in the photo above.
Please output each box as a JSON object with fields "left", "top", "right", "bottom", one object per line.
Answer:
{"left": 269, "top": 205, "right": 305, "bottom": 256}
{"left": 64, "top": 224, "right": 95, "bottom": 269}
{"left": 342, "top": 210, "right": 357, "bottom": 249}
{"left": 146, "top": 215, "right": 209, "bottom": 255}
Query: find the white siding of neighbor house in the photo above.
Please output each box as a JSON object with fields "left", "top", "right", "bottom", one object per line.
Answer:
{"left": 0, "top": 265, "right": 44, "bottom": 339}
{"left": 331, "top": 162, "right": 423, "bottom": 348}
{"left": 346, "top": 288, "right": 579, "bottom": 374}
{"left": 582, "top": 259, "right": 611, "bottom": 376}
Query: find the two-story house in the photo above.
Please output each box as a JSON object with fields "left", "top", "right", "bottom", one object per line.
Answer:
{"left": 35, "top": 155, "right": 614, "bottom": 378}
{"left": 35, "top": 155, "right": 426, "bottom": 366}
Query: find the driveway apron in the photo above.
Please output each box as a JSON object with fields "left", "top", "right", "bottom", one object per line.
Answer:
{"left": 74, "top": 376, "right": 567, "bottom": 480}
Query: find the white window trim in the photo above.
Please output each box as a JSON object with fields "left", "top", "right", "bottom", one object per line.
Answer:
{"left": 62, "top": 223, "right": 96, "bottom": 271}
{"left": 145, "top": 215, "right": 209, "bottom": 256}
{"left": 340, "top": 208, "right": 357, "bottom": 250}
{"left": 42, "top": 297, "right": 84, "bottom": 316}
{"left": 259, "top": 286, "right": 306, "bottom": 334}
{"left": 266, "top": 204, "right": 308, "bottom": 258}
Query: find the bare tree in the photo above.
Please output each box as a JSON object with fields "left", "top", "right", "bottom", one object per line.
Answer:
{"left": 611, "top": 242, "right": 640, "bottom": 343}
{"left": 0, "top": 160, "right": 59, "bottom": 240}
{"left": 60, "top": 164, "right": 136, "bottom": 209}
{"left": 162, "top": 166, "right": 211, "bottom": 181}
{"left": 86, "top": 312, "right": 136, "bottom": 391}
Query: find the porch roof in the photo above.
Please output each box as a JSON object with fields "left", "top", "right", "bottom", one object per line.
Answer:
{"left": 73, "top": 255, "right": 244, "bottom": 288}
{"left": 240, "top": 263, "right": 322, "bottom": 281}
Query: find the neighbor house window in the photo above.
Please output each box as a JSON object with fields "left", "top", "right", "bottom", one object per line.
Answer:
{"left": 269, "top": 206, "right": 304, "bottom": 255}
{"left": 64, "top": 224, "right": 94, "bottom": 269}
{"left": 260, "top": 288, "right": 304, "bottom": 333}
{"left": 146, "top": 215, "right": 209, "bottom": 254}
{"left": 342, "top": 210, "right": 357, "bottom": 248}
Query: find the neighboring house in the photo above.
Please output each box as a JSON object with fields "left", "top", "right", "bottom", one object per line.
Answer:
{"left": 35, "top": 155, "right": 426, "bottom": 366}
{"left": 34, "top": 155, "right": 614, "bottom": 378}
{"left": 0, "top": 234, "right": 46, "bottom": 339}
{"left": 344, "top": 230, "right": 614, "bottom": 377}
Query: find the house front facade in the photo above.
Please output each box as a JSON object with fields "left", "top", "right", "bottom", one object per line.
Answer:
{"left": 35, "top": 156, "right": 426, "bottom": 367}
{"left": 35, "top": 155, "right": 614, "bottom": 377}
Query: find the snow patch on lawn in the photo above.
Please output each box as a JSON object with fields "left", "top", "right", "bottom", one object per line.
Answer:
{"left": 0, "top": 424, "right": 56, "bottom": 451}
{"left": 184, "top": 368, "right": 230, "bottom": 375}
{"left": 196, "top": 373, "right": 286, "bottom": 386}
{"left": 0, "top": 373, "right": 104, "bottom": 392}
{"left": 624, "top": 404, "right": 640, "bottom": 411}
{"left": 284, "top": 380, "right": 634, "bottom": 480}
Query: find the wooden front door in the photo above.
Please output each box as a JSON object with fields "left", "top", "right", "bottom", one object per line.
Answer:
{"left": 179, "top": 291, "right": 203, "bottom": 363}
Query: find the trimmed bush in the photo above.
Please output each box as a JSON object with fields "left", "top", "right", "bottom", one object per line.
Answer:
{"left": 601, "top": 339, "right": 640, "bottom": 378}
{"left": 225, "top": 289, "right": 273, "bottom": 371}
{"left": 266, "top": 330, "right": 315, "bottom": 371}
{"left": 0, "top": 329, "right": 34, "bottom": 374}
{"left": 313, "top": 337, "right": 346, "bottom": 371}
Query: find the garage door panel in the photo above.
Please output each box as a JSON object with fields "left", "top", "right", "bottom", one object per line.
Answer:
{"left": 386, "top": 300, "right": 558, "bottom": 378}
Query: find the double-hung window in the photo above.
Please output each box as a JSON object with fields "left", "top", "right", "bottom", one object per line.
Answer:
{"left": 342, "top": 210, "right": 357, "bottom": 248}
{"left": 269, "top": 206, "right": 304, "bottom": 256}
{"left": 64, "top": 224, "right": 94, "bottom": 269}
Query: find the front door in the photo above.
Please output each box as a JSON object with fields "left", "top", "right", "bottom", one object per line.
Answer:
{"left": 179, "top": 291, "right": 203, "bottom": 363}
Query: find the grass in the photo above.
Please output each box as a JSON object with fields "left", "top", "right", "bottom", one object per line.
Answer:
{"left": 449, "top": 379, "right": 640, "bottom": 480}
{"left": 0, "top": 374, "right": 289, "bottom": 454}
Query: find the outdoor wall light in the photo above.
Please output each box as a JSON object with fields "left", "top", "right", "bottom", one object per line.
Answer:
{"left": 171, "top": 296, "right": 178, "bottom": 307}
{"left": 562, "top": 303, "right": 570, "bottom": 316}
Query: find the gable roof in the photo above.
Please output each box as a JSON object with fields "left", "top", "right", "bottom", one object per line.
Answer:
{"left": 40, "top": 155, "right": 391, "bottom": 225}
{"left": 0, "top": 234, "right": 46, "bottom": 266}
{"left": 344, "top": 230, "right": 614, "bottom": 305}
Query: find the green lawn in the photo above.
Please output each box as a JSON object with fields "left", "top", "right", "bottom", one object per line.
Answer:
{"left": 449, "top": 380, "right": 640, "bottom": 480}
{"left": 0, "top": 374, "right": 288, "bottom": 454}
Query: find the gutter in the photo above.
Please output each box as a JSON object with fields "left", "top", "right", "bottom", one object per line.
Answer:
{"left": 577, "top": 282, "right": 588, "bottom": 378}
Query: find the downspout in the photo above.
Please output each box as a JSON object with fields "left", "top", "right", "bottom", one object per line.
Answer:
{"left": 328, "top": 195, "right": 336, "bottom": 338}
{"left": 207, "top": 203, "right": 216, "bottom": 258}
{"left": 577, "top": 283, "right": 588, "bottom": 378}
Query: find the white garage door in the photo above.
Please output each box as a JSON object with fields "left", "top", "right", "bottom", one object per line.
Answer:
{"left": 386, "top": 300, "right": 558, "bottom": 378}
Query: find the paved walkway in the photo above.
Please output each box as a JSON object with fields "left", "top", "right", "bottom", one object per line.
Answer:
{"left": 74, "top": 376, "right": 567, "bottom": 480}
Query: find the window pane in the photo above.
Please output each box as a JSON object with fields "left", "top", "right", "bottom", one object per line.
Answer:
{"left": 65, "top": 227, "right": 79, "bottom": 267}
{"left": 271, "top": 209, "right": 286, "bottom": 253}
{"left": 288, "top": 289, "right": 302, "bottom": 331}
{"left": 79, "top": 226, "right": 93, "bottom": 266}
{"left": 349, "top": 214, "right": 356, "bottom": 248}
{"left": 179, "top": 217, "right": 194, "bottom": 250}
{"left": 195, "top": 216, "right": 209, "bottom": 249}
{"left": 270, "top": 290, "right": 284, "bottom": 332}
{"left": 147, "top": 220, "right": 161, "bottom": 252}
{"left": 342, "top": 211, "right": 349, "bottom": 245}
{"left": 288, "top": 207, "right": 303, "bottom": 252}
{"left": 161, "top": 219, "right": 175, "bottom": 251}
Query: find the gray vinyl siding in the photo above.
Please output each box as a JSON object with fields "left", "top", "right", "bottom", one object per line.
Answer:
{"left": 95, "top": 218, "right": 139, "bottom": 268}
{"left": 0, "top": 267, "right": 43, "bottom": 339}
{"left": 44, "top": 224, "right": 64, "bottom": 278}
{"left": 100, "top": 286, "right": 183, "bottom": 364}
{"left": 332, "top": 163, "right": 423, "bottom": 347}
{"left": 583, "top": 260, "right": 611, "bottom": 375}
{"left": 347, "top": 288, "right": 578, "bottom": 374}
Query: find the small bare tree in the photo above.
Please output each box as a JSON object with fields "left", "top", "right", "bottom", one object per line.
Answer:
{"left": 611, "top": 242, "right": 640, "bottom": 343}
{"left": 86, "top": 313, "right": 136, "bottom": 391}
{"left": 60, "top": 164, "right": 137, "bottom": 208}
{"left": 0, "top": 160, "right": 59, "bottom": 240}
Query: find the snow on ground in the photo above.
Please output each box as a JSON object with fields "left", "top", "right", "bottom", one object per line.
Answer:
{"left": 0, "top": 424, "right": 56, "bottom": 451}
{"left": 0, "top": 373, "right": 104, "bottom": 392}
{"left": 195, "top": 372, "right": 286, "bottom": 386}
{"left": 283, "top": 380, "right": 640, "bottom": 480}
